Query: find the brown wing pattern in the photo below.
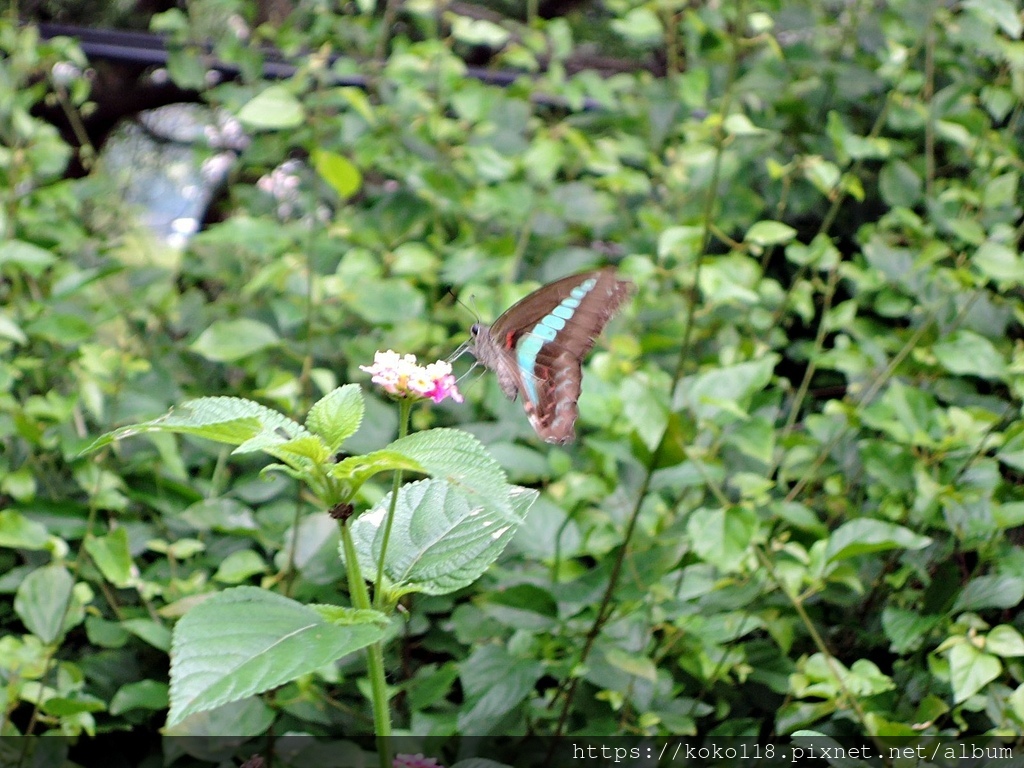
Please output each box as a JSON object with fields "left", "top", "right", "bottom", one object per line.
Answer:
{"left": 523, "top": 347, "right": 584, "bottom": 443}
{"left": 520, "top": 275, "right": 633, "bottom": 443}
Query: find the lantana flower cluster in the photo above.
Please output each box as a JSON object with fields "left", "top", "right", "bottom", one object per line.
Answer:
{"left": 360, "top": 350, "right": 463, "bottom": 404}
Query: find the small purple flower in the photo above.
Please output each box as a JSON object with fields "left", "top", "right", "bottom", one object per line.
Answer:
{"left": 393, "top": 754, "right": 443, "bottom": 768}
{"left": 360, "top": 350, "right": 463, "bottom": 404}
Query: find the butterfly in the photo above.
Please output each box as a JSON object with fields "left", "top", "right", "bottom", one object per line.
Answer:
{"left": 465, "top": 268, "right": 633, "bottom": 444}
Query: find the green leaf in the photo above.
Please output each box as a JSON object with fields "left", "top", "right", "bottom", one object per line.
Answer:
{"left": 307, "top": 385, "right": 364, "bottom": 452}
{"left": 657, "top": 225, "right": 704, "bottom": 264}
{"left": 724, "top": 113, "right": 767, "bottom": 136}
{"left": 949, "top": 643, "right": 1001, "bottom": 704}
{"left": 0, "top": 312, "right": 28, "bottom": 344}
{"left": 190, "top": 319, "right": 280, "bottom": 363}
{"left": 610, "top": 7, "right": 662, "bottom": 44}
{"left": 110, "top": 680, "right": 170, "bottom": 715}
{"left": 25, "top": 313, "right": 94, "bottom": 345}
{"left": 803, "top": 155, "right": 841, "bottom": 196}
{"left": 237, "top": 85, "right": 305, "bottom": 130}
{"left": 347, "top": 279, "right": 426, "bottom": 324}
{"left": 264, "top": 434, "right": 331, "bottom": 466}
{"left": 166, "top": 48, "right": 207, "bottom": 90}
{"left": 826, "top": 519, "right": 931, "bottom": 562}
{"left": 770, "top": 501, "right": 827, "bottom": 536}
{"left": 450, "top": 17, "right": 511, "bottom": 47}
{"left": 621, "top": 373, "right": 670, "bottom": 451}
{"left": 406, "top": 663, "right": 459, "bottom": 711}
{"left": 973, "top": 241, "right": 1024, "bottom": 285}
{"left": 963, "top": 0, "right": 1022, "bottom": 37}
{"left": 310, "top": 605, "right": 390, "bottom": 627}
{"left": 673, "top": 356, "right": 779, "bottom": 421}
{"left": 0, "top": 239, "right": 57, "bottom": 276}
{"left": 387, "top": 428, "right": 511, "bottom": 514}
{"left": 168, "top": 587, "right": 387, "bottom": 726}
{"left": 878, "top": 160, "right": 922, "bottom": 207}
{"left": 84, "top": 527, "right": 134, "bottom": 587}
{"left": 745, "top": 220, "right": 797, "bottom": 246}
{"left": 347, "top": 479, "right": 536, "bottom": 596}
{"left": 312, "top": 149, "right": 362, "bottom": 199}
{"left": 331, "top": 449, "right": 426, "bottom": 498}
{"left": 457, "top": 645, "right": 543, "bottom": 734}
{"left": 881, "top": 608, "right": 941, "bottom": 654}
{"left": 0, "top": 510, "right": 51, "bottom": 550}
{"left": 986, "top": 625, "right": 1024, "bottom": 657}
{"left": 213, "top": 550, "right": 269, "bottom": 584}
{"left": 41, "top": 694, "right": 106, "bottom": 716}
{"left": 932, "top": 330, "right": 1006, "bottom": 380}
{"left": 14, "top": 564, "right": 76, "bottom": 644}
{"left": 687, "top": 506, "right": 758, "bottom": 573}
{"left": 122, "top": 618, "right": 173, "bottom": 651}
{"left": 952, "top": 575, "right": 1024, "bottom": 613}
{"left": 603, "top": 647, "right": 657, "bottom": 682}
{"left": 87, "top": 397, "right": 308, "bottom": 455}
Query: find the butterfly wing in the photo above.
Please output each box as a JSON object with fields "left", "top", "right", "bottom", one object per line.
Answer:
{"left": 477, "top": 268, "right": 633, "bottom": 443}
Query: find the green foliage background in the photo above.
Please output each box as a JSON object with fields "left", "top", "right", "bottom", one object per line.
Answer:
{"left": 3, "top": 0, "right": 1024, "bottom": 753}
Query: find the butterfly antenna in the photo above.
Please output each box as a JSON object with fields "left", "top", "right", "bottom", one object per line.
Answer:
{"left": 447, "top": 286, "right": 480, "bottom": 322}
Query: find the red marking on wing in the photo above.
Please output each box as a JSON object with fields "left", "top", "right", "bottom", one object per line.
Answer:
{"left": 504, "top": 329, "right": 517, "bottom": 350}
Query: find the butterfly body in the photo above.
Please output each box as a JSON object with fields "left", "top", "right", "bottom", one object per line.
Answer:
{"left": 468, "top": 268, "right": 633, "bottom": 444}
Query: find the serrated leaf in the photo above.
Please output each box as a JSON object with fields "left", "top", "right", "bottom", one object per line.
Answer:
{"left": 307, "top": 385, "right": 364, "bottom": 451}
{"left": 387, "top": 428, "right": 511, "bottom": 514}
{"left": 88, "top": 397, "right": 308, "bottom": 456}
{"left": 347, "top": 479, "right": 536, "bottom": 596}
{"left": 331, "top": 449, "right": 426, "bottom": 498}
{"left": 268, "top": 434, "right": 332, "bottom": 464}
{"left": 190, "top": 319, "right": 280, "bottom": 363}
{"left": 825, "top": 519, "right": 931, "bottom": 562}
{"left": 168, "top": 587, "right": 387, "bottom": 726}
{"left": 310, "top": 604, "right": 390, "bottom": 627}
{"left": 237, "top": 85, "right": 305, "bottom": 130}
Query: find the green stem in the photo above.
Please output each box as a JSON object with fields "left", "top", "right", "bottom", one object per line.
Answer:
{"left": 342, "top": 398, "right": 410, "bottom": 768}
{"left": 340, "top": 519, "right": 392, "bottom": 766}
{"left": 374, "top": 399, "right": 411, "bottom": 609}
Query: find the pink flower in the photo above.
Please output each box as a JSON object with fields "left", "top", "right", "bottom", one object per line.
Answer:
{"left": 393, "top": 755, "right": 443, "bottom": 768}
{"left": 360, "top": 351, "right": 463, "bottom": 404}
